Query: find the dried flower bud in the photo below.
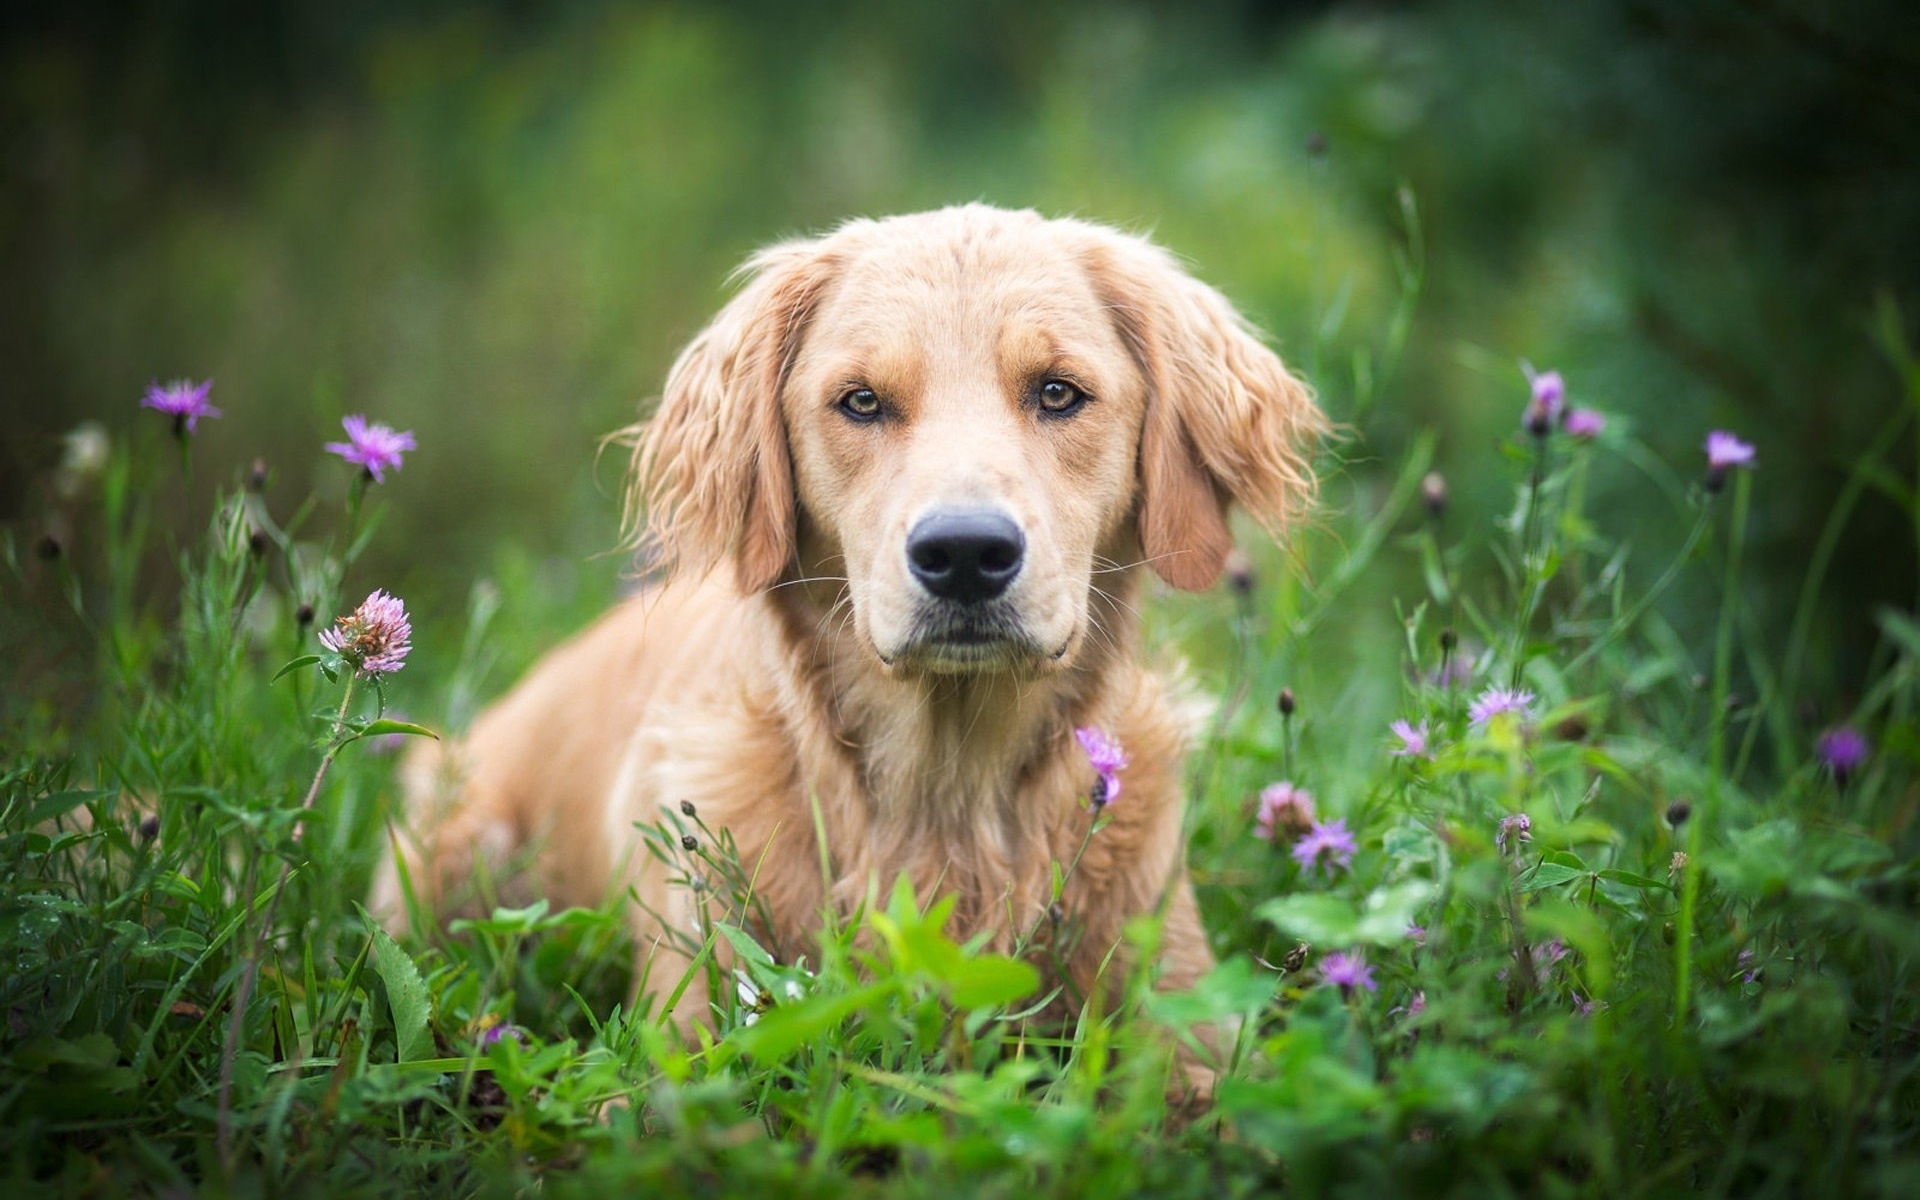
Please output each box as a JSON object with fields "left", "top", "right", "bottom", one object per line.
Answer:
{"left": 138, "top": 815, "right": 161, "bottom": 843}
{"left": 247, "top": 458, "right": 270, "bottom": 492}
{"left": 1224, "top": 548, "right": 1254, "bottom": 595}
{"left": 1278, "top": 688, "right": 1297, "bottom": 717}
{"left": 680, "top": 833, "right": 698, "bottom": 853}
{"left": 248, "top": 529, "right": 269, "bottom": 558}
{"left": 1666, "top": 799, "right": 1691, "bottom": 828}
{"left": 296, "top": 603, "right": 315, "bottom": 628}
{"left": 1420, "top": 472, "right": 1448, "bottom": 519}
{"left": 1281, "top": 943, "right": 1311, "bottom": 973}
{"left": 679, "top": 800, "right": 696, "bottom": 817}
{"left": 1525, "top": 400, "right": 1553, "bottom": 439}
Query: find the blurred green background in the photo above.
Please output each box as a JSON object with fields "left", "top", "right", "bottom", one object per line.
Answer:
{"left": 6, "top": 0, "right": 1917, "bottom": 717}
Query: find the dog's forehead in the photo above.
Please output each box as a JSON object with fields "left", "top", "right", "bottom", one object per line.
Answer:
{"left": 808, "top": 217, "right": 1120, "bottom": 358}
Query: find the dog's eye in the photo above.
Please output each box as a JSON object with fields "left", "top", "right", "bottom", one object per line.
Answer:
{"left": 1036, "top": 379, "right": 1087, "bottom": 415}
{"left": 838, "top": 387, "right": 882, "bottom": 421}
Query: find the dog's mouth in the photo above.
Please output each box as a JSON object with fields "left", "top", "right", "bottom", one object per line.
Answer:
{"left": 880, "top": 606, "right": 1065, "bottom": 674}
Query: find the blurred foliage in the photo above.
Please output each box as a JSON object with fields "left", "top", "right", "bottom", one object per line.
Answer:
{"left": 4, "top": 0, "right": 1919, "bottom": 700}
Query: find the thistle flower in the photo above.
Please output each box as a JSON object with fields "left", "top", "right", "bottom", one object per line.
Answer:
{"left": 1495, "top": 812, "right": 1532, "bottom": 854}
{"left": 1389, "top": 719, "right": 1432, "bottom": 760}
{"left": 325, "top": 415, "right": 417, "bottom": 483}
{"left": 1563, "top": 408, "right": 1606, "bottom": 439}
{"left": 1704, "top": 430, "right": 1756, "bottom": 492}
{"left": 1318, "top": 951, "right": 1376, "bottom": 994}
{"left": 1254, "top": 782, "right": 1316, "bottom": 842}
{"left": 1470, "top": 686, "right": 1535, "bottom": 727}
{"left": 1527, "top": 368, "right": 1566, "bottom": 417}
{"left": 1292, "top": 817, "right": 1358, "bottom": 875}
{"left": 142, "top": 379, "right": 221, "bottom": 435}
{"left": 1075, "top": 726, "right": 1128, "bottom": 807}
{"left": 1815, "top": 726, "right": 1868, "bottom": 783}
{"left": 319, "top": 589, "right": 413, "bottom": 676}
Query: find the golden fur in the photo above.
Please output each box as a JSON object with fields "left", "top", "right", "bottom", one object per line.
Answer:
{"left": 371, "top": 205, "right": 1322, "bottom": 1058}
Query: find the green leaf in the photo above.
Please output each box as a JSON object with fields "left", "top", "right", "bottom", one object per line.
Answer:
{"left": 359, "top": 906, "right": 432, "bottom": 1063}
{"left": 351, "top": 718, "right": 439, "bottom": 742}
{"left": 731, "top": 982, "right": 893, "bottom": 1064}
{"left": 1257, "top": 880, "right": 1435, "bottom": 947}
{"left": 1596, "top": 868, "right": 1670, "bottom": 891}
{"left": 272, "top": 654, "right": 323, "bottom": 682}
{"left": 1518, "top": 862, "right": 1586, "bottom": 892}
{"left": 944, "top": 955, "right": 1040, "bottom": 1009}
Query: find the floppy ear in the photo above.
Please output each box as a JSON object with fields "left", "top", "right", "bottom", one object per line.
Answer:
{"left": 1085, "top": 232, "right": 1325, "bottom": 590}
{"left": 625, "top": 239, "right": 839, "bottom": 593}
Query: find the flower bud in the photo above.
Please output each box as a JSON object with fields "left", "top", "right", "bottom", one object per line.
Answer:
{"left": 248, "top": 529, "right": 269, "bottom": 558}
{"left": 296, "top": 603, "right": 315, "bottom": 628}
{"left": 138, "top": 815, "right": 161, "bottom": 843}
{"left": 1048, "top": 902, "right": 1064, "bottom": 926}
{"left": 1224, "top": 548, "right": 1254, "bottom": 595}
{"left": 680, "top": 834, "right": 698, "bottom": 853}
{"left": 1420, "top": 472, "right": 1448, "bottom": 519}
{"left": 1439, "top": 627, "right": 1457, "bottom": 653}
{"left": 35, "top": 534, "right": 62, "bottom": 562}
{"left": 680, "top": 800, "right": 696, "bottom": 817}
{"left": 248, "top": 458, "right": 270, "bottom": 492}
{"left": 1278, "top": 688, "right": 1297, "bottom": 717}
{"left": 1281, "top": 942, "right": 1311, "bottom": 973}
{"left": 1665, "top": 799, "right": 1691, "bottom": 828}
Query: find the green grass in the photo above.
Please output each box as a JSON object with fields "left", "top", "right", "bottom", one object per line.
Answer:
{"left": 4, "top": 322, "right": 1919, "bottom": 1198}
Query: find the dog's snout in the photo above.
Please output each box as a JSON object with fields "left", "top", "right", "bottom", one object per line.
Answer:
{"left": 906, "top": 510, "right": 1025, "bottom": 604}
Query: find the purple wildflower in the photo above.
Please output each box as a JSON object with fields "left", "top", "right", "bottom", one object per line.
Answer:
{"left": 480, "top": 1023, "right": 525, "bottom": 1048}
{"left": 1406, "top": 924, "right": 1427, "bottom": 946}
{"left": 325, "top": 415, "right": 417, "bottom": 483}
{"left": 1254, "top": 782, "right": 1316, "bottom": 842}
{"left": 1737, "top": 948, "right": 1759, "bottom": 985}
{"left": 1563, "top": 408, "right": 1607, "bottom": 439}
{"left": 1389, "top": 719, "right": 1432, "bottom": 760}
{"left": 1292, "top": 817, "right": 1358, "bottom": 875}
{"left": 1574, "top": 995, "right": 1609, "bottom": 1017}
{"left": 1815, "top": 726, "right": 1868, "bottom": 782}
{"left": 1528, "top": 368, "right": 1566, "bottom": 417}
{"left": 1318, "top": 951, "right": 1377, "bottom": 994}
{"left": 1391, "top": 990, "right": 1427, "bottom": 1018}
{"left": 142, "top": 379, "right": 221, "bottom": 434}
{"left": 1470, "top": 686, "right": 1536, "bottom": 727}
{"left": 1495, "top": 812, "right": 1532, "bottom": 855}
{"left": 1075, "top": 726, "right": 1129, "bottom": 807}
{"left": 1704, "top": 430, "right": 1756, "bottom": 492}
{"left": 319, "top": 589, "right": 413, "bottom": 676}
{"left": 1704, "top": 431, "right": 1756, "bottom": 471}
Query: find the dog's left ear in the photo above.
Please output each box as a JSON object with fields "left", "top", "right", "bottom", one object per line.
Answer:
{"left": 1084, "top": 232, "right": 1325, "bottom": 591}
{"left": 625, "top": 238, "right": 840, "bottom": 592}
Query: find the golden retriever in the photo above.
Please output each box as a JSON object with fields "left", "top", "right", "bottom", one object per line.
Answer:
{"left": 371, "top": 204, "right": 1322, "bottom": 1059}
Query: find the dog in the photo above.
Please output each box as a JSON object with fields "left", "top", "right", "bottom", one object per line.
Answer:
{"left": 370, "top": 204, "right": 1322, "bottom": 1060}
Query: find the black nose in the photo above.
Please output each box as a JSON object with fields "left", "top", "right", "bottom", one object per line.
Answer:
{"left": 906, "top": 510, "right": 1025, "bottom": 604}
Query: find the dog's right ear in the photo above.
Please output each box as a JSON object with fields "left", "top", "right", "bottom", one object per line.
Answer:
{"left": 625, "top": 239, "right": 840, "bottom": 592}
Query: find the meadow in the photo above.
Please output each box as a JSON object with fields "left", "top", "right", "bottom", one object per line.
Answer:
{"left": 4, "top": 2, "right": 1918, "bottom": 1196}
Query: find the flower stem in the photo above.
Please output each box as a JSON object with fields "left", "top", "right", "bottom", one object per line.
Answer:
{"left": 1510, "top": 436, "right": 1553, "bottom": 689}
{"left": 1674, "top": 469, "right": 1750, "bottom": 1028}
{"left": 217, "top": 673, "right": 358, "bottom": 1172}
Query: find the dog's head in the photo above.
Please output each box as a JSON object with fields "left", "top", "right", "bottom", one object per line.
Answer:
{"left": 629, "top": 206, "right": 1322, "bottom": 676}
